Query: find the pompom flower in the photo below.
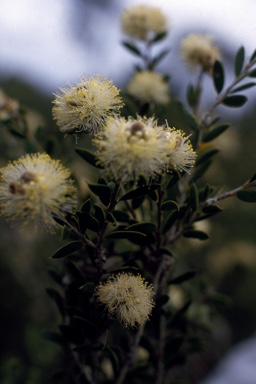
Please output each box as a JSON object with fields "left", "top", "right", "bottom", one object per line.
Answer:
{"left": 127, "top": 71, "right": 170, "bottom": 105}
{"left": 52, "top": 75, "right": 123, "bottom": 134}
{"left": 121, "top": 5, "right": 169, "bottom": 41}
{"left": 0, "top": 153, "right": 77, "bottom": 232}
{"left": 96, "top": 273, "right": 155, "bottom": 328}
{"left": 0, "top": 89, "right": 19, "bottom": 121}
{"left": 162, "top": 128, "right": 196, "bottom": 172}
{"left": 180, "top": 33, "right": 220, "bottom": 72}
{"left": 93, "top": 116, "right": 169, "bottom": 183}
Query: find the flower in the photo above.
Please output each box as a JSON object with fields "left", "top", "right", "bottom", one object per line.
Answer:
{"left": 0, "top": 153, "right": 77, "bottom": 232}
{"left": 0, "top": 89, "right": 19, "bottom": 121}
{"left": 163, "top": 128, "right": 196, "bottom": 172}
{"left": 96, "top": 273, "right": 155, "bottom": 328}
{"left": 127, "top": 71, "right": 170, "bottom": 105}
{"left": 93, "top": 116, "right": 168, "bottom": 183}
{"left": 180, "top": 33, "right": 220, "bottom": 72}
{"left": 52, "top": 75, "right": 123, "bottom": 134}
{"left": 121, "top": 5, "right": 169, "bottom": 41}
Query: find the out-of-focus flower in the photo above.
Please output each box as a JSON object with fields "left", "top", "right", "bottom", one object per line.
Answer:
{"left": 163, "top": 128, "right": 196, "bottom": 172}
{"left": 121, "top": 5, "right": 169, "bottom": 41}
{"left": 96, "top": 273, "right": 155, "bottom": 328}
{"left": 180, "top": 33, "right": 220, "bottom": 72}
{"left": 52, "top": 76, "right": 123, "bottom": 134}
{"left": 0, "top": 153, "right": 77, "bottom": 232}
{"left": 127, "top": 71, "right": 170, "bottom": 105}
{"left": 93, "top": 116, "right": 168, "bottom": 183}
{"left": 0, "top": 89, "right": 19, "bottom": 121}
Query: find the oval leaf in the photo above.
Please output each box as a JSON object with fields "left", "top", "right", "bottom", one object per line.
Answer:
{"left": 75, "top": 148, "right": 102, "bottom": 168}
{"left": 234, "top": 46, "right": 245, "bottom": 76}
{"left": 122, "top": 41, "right": 141, "bottom": 56}
{"left": 183, "top": 230, "right": 209, "bottom": 240}
{"left": 237, "top": 190, "right": 256, "bottom": 202}
{"left": 230, "top": 82, "right": 256, "bottom": 93}
{"left": 161, "top": 200, "right": 179, "bottom": 211}
{"left": 88, "top": 183, "right": 111, "bottom": 206}
{"left": 196, "top": 149, "right": 219, "bottom": 166}
{"left": 106, "top": 230, "right": 146, "bottom": 240}
{"left": 169, "top": 270, "right": 196, "bottom": 285}
{"left": 248, "top": 68, "right": 256, "bottom": 78}
{"left": 162, "top": 210, "right": 179, "bottom": 234}
{"left": 119, "top": 184, "right": 160, "bottom": 201}
{"left": 125, "top": 222, "right": 156, "bottom": 233}
{"left": 213, "top": 60, "right": 225, "bottom": 93}
{"left": 202, "top": 124, "right": 229, "bottom": 142}
{"left": 51, "top": 241, "right": 83, "bottom": 259}
{"left": 222, "top": 95, "right": 247, "bottom": 107}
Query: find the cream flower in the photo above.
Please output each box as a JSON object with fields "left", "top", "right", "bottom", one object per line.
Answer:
{"left": 0, "top": 153, "right": 77, "bottom": 232}
{"left": 121, "top": 5, "right": 169, "bottom": 41}
{"left": 162, "top": 128, "right": 196, "bottom": 172}
{"left": 93, "top": 116, "right": 168, "bottom": 183}
{"left": 127, "top": 71, "right": 170, "bottom": 105}
{"left": 52, "top": 76, "right": 123, "bottom": 134}
{"left": 180, "top": 34, "right": 220, "bottom": 72}
{"left": 96, "top": 273, "right": 155, "bottom": 328}
{"left": 0, "top": 89, "right": 19, "bottom": 121}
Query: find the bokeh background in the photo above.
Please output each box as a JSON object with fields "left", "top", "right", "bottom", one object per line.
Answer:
{"left": 1, "top": 0, "right": 256, "bottom": 383}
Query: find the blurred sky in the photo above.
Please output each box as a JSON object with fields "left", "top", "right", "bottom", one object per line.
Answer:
{"left": 1, "top": 0, "right": 256, "bottom": 94}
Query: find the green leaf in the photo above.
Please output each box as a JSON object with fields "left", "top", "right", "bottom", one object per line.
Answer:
{"left": 237, "top": 189, "right": 256, "bottom": 202}
{"left": 125, "top": 222, "right": 156, "bottom": 233}
{"left": 80, "top": 198, "right": 92, "bottom": 214}
{"left": 196, "top": 149, "right": 219, "bottom": 166}
{"left": 191, "top": 160, "right": 212, "bottom": 181}
{"left": 161, "top": 200, "right": 179, "bottom": 211}
{"left": 183, "top": 230, "right": 209, "bottom": 240}
{"left": 94, "top": 204, "right": 105, "bottom": 229}
{"left": 152, "top": 31, "right": 168, "bottom": 43}
{"left": 202, "top": 205, "right": 222, "bottom": 213}
{"left": 51, "top": 241, "right": 83, "bottom": 259}
{"left": 230, "top": 82, "right": 256, "bottom": 93}
{"left": 248, "top": 68, "right": 256, "bottom": 77}
{"left": 189, "top": 183, "right": 199, "bottom": 211}
{"left": 162, "top": 211, "right": 179, "bottom": 234}
{"left": 78, "top": 212, "right": 100, "bottom": 233}
{"left": 119, "top": 184, "right": 160, "bottom": 201}
{"left": 222, "top": 95, "right": 247, "bottom": 107}
{"left": 166, "top": 171, "right": 181, "bottom": 189}
{"left": 106, "top": 230, "right": 146, "bottom": 240}
{"left": 186, "top": 84, "right": 200, "bottom": 108}
{"left": 112, "top": 210, "right": 130, "bottom": 222}
{"left": 88, "top": 183, "right": 111, "bottom": 206}
{"left": 106, "top": 212, "right": 116, "bottom": 224}
{"left": 75, "top": 148, "right": 102, "bottom": 168}
{"left": 250, "top": 48, "right": 256, "bottom": 62}
{"left": 122, "top": 41, "right": 141, "bottom": 56}
{"left": 202, "top": 124, "right": 229, "bottom": 142}
{"left": 148, "top": 49, "right": 169, "bottom": 70}
{"left": 234, "top": 46, "right": 245, "bottom": 76}
{"left": 213, "top": 60, "right": 225, "bottom": 93}
{"left": 169, "top": 270, "right": 196, "bottom": 285}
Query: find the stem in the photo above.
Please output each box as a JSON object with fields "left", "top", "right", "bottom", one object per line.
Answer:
{"left": 116, "top": 324, "right": 145, "bottom": 384}
{"left": 204, "top": 179, "right": 256, "bottom": 206}
{"left": 94, "top": 183, "right": 120, "bottom": 271}
{"left": 201, "top": 58, "right": 256, "bottom": 126}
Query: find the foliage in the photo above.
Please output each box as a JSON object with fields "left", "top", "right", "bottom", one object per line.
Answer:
{"left": 1, "top": 5, "right": 256, "bottom": 384}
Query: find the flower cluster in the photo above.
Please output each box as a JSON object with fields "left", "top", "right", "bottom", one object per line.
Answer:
{"left": 180, "top": 33, "right": 221, "bottom": 72}
{"left": 127, "top": 71, "right": 170, "bottom": 105}
{"left": 120, "top": 4, "right": 169, "bottom": 41}
{"left": 96, "top": 273, "right": 155, "bottom": 328}
{"left": 93, "top": 116, "right": 196, "bottom": 184}
{"left": 52, "top": 76, "right": 123, "bottom": 134}
{"left": 0, "top": 153, "right": 77, "bottom": 232}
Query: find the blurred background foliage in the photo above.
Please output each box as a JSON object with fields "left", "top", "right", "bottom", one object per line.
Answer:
{"left": 1, "top": 0, "right": 256, "bottom": 383}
